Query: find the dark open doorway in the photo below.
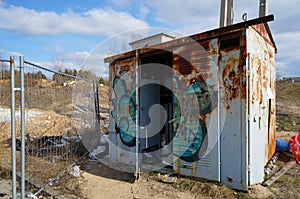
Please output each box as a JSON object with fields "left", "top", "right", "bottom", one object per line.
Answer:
{"left": 139, "top": 51, "right": 174, "bottom": 166}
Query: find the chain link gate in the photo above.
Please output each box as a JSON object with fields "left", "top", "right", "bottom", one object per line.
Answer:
{"left": 0, "top": 56, "right": 101, "bottom": 198}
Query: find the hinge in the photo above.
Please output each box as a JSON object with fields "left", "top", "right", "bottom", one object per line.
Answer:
{"left": 246, "top": 69, "right": 251, "bottom": 77}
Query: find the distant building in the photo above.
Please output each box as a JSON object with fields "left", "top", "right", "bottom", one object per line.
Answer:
{"left": 282, "top": 77, "right": 300, "bottom": 82}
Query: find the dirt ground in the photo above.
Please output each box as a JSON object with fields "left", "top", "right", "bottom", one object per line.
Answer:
{"left": 76, "top": 80, "right": 300, "bottom": 199}
{"left": 75, "top": 147, "right": 299, "bottom": 199}
{"left": 1, "top": 79, "right": 299, "bottom": 199}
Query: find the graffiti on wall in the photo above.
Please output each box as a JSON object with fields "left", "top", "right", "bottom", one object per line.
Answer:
{"left": 111, "top": 73, "right": 216, "bottom": 162}
{"left": 111, "top": 76, "right": 136, "bottom": 146}
{"left": 172, "top": 76, "right": 214, "bottom": 162}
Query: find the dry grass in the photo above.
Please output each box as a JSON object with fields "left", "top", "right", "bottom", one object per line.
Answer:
{"left": 276, "top": 80, "right": 300, "bottom": 131}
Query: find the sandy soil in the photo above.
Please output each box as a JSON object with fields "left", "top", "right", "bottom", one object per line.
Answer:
{"left": 76, "top": 130, "right": 300, "bottom": 199}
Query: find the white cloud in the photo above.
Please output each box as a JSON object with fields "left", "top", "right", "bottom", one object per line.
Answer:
{"left": 273, "top": 31, "right": 300, "bottom": 77}
{"left": 64, "top": 51, "right": 105, "bottom": 64}
{"left": 275, "top": 32, "right": 300, "bottom": 60}
{"left": 138, "top": 5, "right": 149, "bottom": 19}
{"left": 9, "top": 51, "right": 23, "bottom": 56}
{"left": 65, "top": 51, "right": 90, "bottom": 61}
{"left": 0, "top": 3, "right": 148, "bottom": 35}
{"left": 107, "top": 0, "right": 132, "bottom": 9}
{"left": 143, "top": 0, "right": 219, "bottom": 34}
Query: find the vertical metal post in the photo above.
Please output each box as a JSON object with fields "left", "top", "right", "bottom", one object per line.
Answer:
{"left": 10, "top": 56, "right": 17, "bottom": 198}
{"left": 135, "top": 50, "right": 140, "bottom": 180}
{"left": 20, "top": 56, "right": 26, "bottom": 199}
{"left": 259, "top": 0, "right": 268, "bottom": 17}
{"left": 226, "top": 0, "right": 234, "bottom": 26}
{"left": 219, "top": 0, "right": 234, "bottom": 27}
{"left": 219, "top": 0, "right": 226, "bottom": 27}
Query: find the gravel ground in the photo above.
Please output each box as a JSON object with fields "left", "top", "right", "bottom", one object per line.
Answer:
{"left": 0, "top": 179, "right": 12, "bottom": 199}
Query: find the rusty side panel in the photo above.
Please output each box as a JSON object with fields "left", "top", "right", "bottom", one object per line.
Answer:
{"left": 252, "top": 24, "right": 275, "bottom": 49}
{"left": 219, "top": 35, "right": 247, "bottom": 110}
{"left": 249, "top": 25, "right": 276, "bottom": 164}
{"left": 219, "top": 33, "right": 248, "bottom": 190}
{"left": 172, "top": 38, "right": 220, "bottom": 181}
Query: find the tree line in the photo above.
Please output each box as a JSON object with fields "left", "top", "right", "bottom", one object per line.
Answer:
{"left": 1, "top": 68, "right": 107, "bottom": 85}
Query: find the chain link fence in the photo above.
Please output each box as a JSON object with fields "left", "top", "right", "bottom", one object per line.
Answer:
{"left": 0, "top": 56, "right": 101, "bottom": 198}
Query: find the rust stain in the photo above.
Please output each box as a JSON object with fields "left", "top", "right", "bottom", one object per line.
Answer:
{"left": 254, "top": 58, "right": 263, "bottom": 105}
{"left": 220, "top": 40, "right": 244, "bottom": 109}
{"left": 252, "top": 24, "right": 275, "bottom": 49}
{"left": 239, "top": 35, "right": 247, "bottom": 100}
{"left": 268, "top": 101, "right": 276, "bottom": 160}
{"left": 249, "top": 26, "right": 276, "bottom": 163}
{"left": 173, "top": 40, "right": 213, "bottom": 86}
{"left": 118, "top": 57, "right": 136, "bottom": 75}
{"left": 268, "top": 66, "right": 276, "bottom": 161}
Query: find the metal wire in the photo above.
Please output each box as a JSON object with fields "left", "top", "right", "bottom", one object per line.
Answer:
{"left": 1, "top": 57, "right": 101, "bottom": 197}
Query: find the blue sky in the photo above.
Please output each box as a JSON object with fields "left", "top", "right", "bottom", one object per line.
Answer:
{"left": 0, "top": 0, "right": 299, "bottom": 77}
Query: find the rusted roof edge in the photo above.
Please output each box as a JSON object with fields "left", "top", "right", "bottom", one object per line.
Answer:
{"left": 264, "top": 22, "right": 277, "bottom": 53}
{"left": 104, "top": 15, "right": 274, "bottom": 63}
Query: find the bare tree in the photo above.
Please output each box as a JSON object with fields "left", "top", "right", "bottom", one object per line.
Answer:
{"left": 75, "top": 55, "right": 85, "bottom": 69}
{"left": 276, "top": 71, "right": 283, "bottom": 80}
{"left": 52, "top": 53, "right": 66, "bottom": 84}
{"left": 52, "top": 53, "right": 66, "bottom": 71}
{"left": 0, "top": 53, "right": 7, "bottom": 79}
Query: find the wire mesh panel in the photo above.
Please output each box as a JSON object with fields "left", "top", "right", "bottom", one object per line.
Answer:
{"left": 0, "top": 59, "right": 12, "bottom": 192}
{"left": 0, "top": 57, "right": 104, "bottom": 197}
{"left": 20, "top": 61, "right": 95, "bottom": 196}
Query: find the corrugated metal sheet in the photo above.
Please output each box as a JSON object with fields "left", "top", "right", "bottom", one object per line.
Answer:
{"left": 172, "top": 38, "right": 220, "bottom": 181}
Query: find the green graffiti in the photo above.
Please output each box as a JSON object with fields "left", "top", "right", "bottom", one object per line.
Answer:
{"left": 112, "top": 76, "right": 136, "bottom": 146}
{"left": 187, "top": 80, "right": 211, "bottom": 114}
{"left": 173, "top": 79, "right": 211, "bottom": 162}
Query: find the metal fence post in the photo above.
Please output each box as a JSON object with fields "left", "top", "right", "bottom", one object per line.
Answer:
{"left": 20, "top": 56, "right": 26, "bottom": 199}
{"left": 135, "top": 50, "right": 140, "bottom": 180}
{"left": 10, "top": 56, "right": 17, "bottom": 198}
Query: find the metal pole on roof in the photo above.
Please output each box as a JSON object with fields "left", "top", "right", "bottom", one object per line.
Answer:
{"left": 259, "top": 0, "right": 268, "bottom": 17}
{"left": 10, "top": 56, "right": 17, "bottom": 199}
{"left": 219, "top": 0, "right": 226, "bottom": 27}
{"left": 226, "top": 0, "right": 234, "bottom": 26}
{"left": 219, "top": 0, "right": 234, "bottom": 27}
{"left": 20, "top": 56, "right": 26, "bottom": 199}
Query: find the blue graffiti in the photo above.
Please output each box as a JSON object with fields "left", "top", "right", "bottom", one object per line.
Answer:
{"left": 187, "top": 80, "right": 212, "bottom": 114}
{"left": 173, "top": 79, "right": 211, "bottom": 162}
{"left": 111, "top": 76, "right": 136, "bottom": 146}
{"left": 112, "top": 75, "right": 213, "bottom": 162}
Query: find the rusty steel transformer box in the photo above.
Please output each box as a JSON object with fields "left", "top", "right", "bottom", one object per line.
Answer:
{"left": 104, "top": 15, "right": 276, "bottom": 191}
